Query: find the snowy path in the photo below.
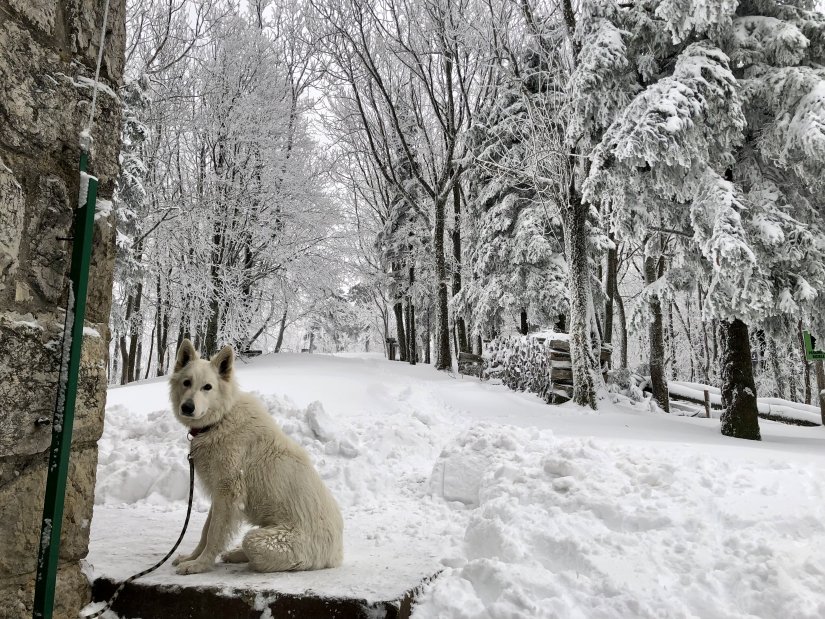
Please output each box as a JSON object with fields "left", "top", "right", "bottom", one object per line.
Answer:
{"left": 89, "top": 353, "right": 825, "bottom": 618}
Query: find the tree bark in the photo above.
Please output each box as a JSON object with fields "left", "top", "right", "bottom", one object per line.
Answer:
{"left": 394, "top": 301, "right": 408, "bottom": 362}
{"left": 613, "top": 275, "right": 628, "bottom": 369}
{"left": 566, "top": 187, "right": 596, "bottom": 408}
{"left": 435, "top": 195, "right": 452, "bottom": 370}
{"left": 144, "top": 323, "right": 155, "bottom": 380}
{"left": 769, "top": 338, "right": 786, "bottom": 399}
{"left": 798, "top": 320, "right": 811, "bottom": 404}
{"left": 408, "top": 299, "right": 417, "bottom": 365}
{"left": 451, "top": 182, "right": 468, "bottom": 353}
{"left": 425, "top": 306, "right": 432, "bottom": 364}
{"left": 604, "top": 234, "right": 617, "bottom": 347}
{"left": 408, "top": 265, "right": 417, "bottom": 364}
{"left": 119, "top": 292, "right": 134, "bottom": 384}
{"left": 698, "top": 284, "right": 710, "bottom": 383}
{"left": 204, "top": 223, "right": 224, "bottom": 357}
{"left": 274, "top": 307, "right": 288, "bottom": 353}
{"left": 520, "top": 309, "right": 528, "bottom": 336}
{"left": 156, "top": 275, "right": 170, "bottom": 376}
{"left": 119, "top": 336, "right": 129, "bottom": 385}
{"left": 720, "top": 318, "right": 761, "bottom": 440}
{"left": 644, "top": 252, "right": 670, "bottom": 412}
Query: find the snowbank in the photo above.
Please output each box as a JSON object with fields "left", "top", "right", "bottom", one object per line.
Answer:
{"left": 417, "top": 424, "right": 825, "bottom": 619}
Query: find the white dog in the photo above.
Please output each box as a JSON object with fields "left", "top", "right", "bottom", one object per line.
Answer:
{"left": 169, "top": 339, "right": 343, "bottom": 574}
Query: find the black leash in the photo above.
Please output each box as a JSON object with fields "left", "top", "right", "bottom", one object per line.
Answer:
{"left": 82, "top": 453, "right": 195, "bottom": 618}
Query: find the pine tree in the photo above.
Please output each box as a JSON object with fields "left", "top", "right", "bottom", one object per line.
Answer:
{"left": 462, "top": 83, "right": 567, "bottom": 340}
{"left": 580, "top": 0, "right": 825, "bottom": 437}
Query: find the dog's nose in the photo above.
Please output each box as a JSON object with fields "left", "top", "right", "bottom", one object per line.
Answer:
{"left": 181, "top": 399, "right": 195, "bottom": 416}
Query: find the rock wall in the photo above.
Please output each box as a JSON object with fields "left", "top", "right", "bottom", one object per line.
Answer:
{"left": 0, "top": 0, "right": 124, "bottom": 616}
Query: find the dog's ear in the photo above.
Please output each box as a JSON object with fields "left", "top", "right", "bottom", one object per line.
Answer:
{"left": 211, "top": 345, "right": 234, "bottom": 381}
{"left": 175, "top": 339, "right": 198, "bottom": 372}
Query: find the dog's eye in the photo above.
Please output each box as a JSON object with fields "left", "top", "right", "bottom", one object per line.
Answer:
{"left": 203, "top": 384, "right": 212, "bottom": 391}
{"left": 183, "top": 379, "right": 191, "bottom": 388}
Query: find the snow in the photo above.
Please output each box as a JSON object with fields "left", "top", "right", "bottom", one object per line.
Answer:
{"left": 73, "top": 75, "right": 120, "bottom": 101}
{"left": 10, "top": 313, "right": 43, "bottom": 330}
{"left": 89, "top": 353, "right": 825, "bottom": 617}
{"left": 668, "top": 380, "right": 822, "bottom": 425}
{"left": 79, "top": 172, "right": 93, "bottom": 208}
{"left": 95, "top": 199, "right": 113, "bottom": 222}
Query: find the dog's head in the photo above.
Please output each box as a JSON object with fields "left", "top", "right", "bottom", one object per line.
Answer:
{"left": 169, "top": 339, "right": 237, "bottom": 429}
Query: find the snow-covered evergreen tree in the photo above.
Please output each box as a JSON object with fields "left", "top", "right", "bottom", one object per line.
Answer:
{"left": 462, "top": 82, "right": 567, "bottom": 339}
{"left": 579, "top": 0, "right": 825, "bottom": 438}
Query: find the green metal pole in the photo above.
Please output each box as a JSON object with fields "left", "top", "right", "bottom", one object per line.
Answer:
{"left": 32, "top": 150, "right": 98, "bottom": 619}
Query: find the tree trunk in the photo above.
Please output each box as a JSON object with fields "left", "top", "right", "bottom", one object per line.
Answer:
{"left": 204, "top": 296, "right": 220, "bottom": 357}
{"left": 451, "top": 182, "right": 468, "bottom": 353}
{"left": 712, "top": 319, "right": 719, "bottom": 377}
{"left": 798, "top": 320, "right": 811, "bottom": 405}
{"left": 519, "top": 309, "right": 528, "bottom": 336}
{"left": 119, "top": 292, "right": 134, "bottom": 384}
{"left": 405, "top": 300, "right": 411, "bottom": 362}
{"left": 204, "top": 226, "right": 224, "bottom": 357}
{"left": 274, "top": 307, "right": 288, "bottom": 353}
{"left": 614, "top": 275, "right": 628, "bottom": 369}
{"left": 394, "top": 301, "right": 408, "bottom": 362}
{"left": 156, "top": 273, "right": 170, "bottom": 376}
{"left": 604, "top": 235, "right": 617, "bottom": 347}
{"left": 408, "top": 265, "right": 417, "bottom": 364}
{"left": 111, "top": 338, "right": 119, "bottom": 385}
{"left": 119, "top": 335, "right": 129, "bottom": 385}
{"left": 565, "top": 188, "right": 596, "bottom": 408}
{"left": 127, "top": 281, "right": 144, "bottom": 383}
{"left": 435, "top": 196, "right": 452, "bottom": 370}
{"left": 720, "top": 318, "right": 761, "bottom": 440}
{"left": 644, "top": 253, "right": 670, "bottom": 412}
{"left": 425, "top": 306, "right": 432, "bottom": 364}
{"left": 144, "top": 322, "right": 155, "bottom": 380}
{"left": 769, "top": 338, "right": 786, "bottom": 399}
{"left": 408, "top": 300, "right": 417, "bottom": 365}
{"left": 698, "top": 284, "right": 710, "bottom": 383}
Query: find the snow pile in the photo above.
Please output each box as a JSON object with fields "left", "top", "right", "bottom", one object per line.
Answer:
{"left": 265, "top": 392, "right": 456, "bottom": 512}
{"left": 95, "top": 405, "right": 198, "bottom": 508}
{"left": 96, "top": 382, "right": 457, "bottom": 516}
{"left": 416, "top": 424, "right": 825, "bottom": 619}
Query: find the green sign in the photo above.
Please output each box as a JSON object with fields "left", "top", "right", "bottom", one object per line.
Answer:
{"left": 803, "top": 331, "right": 825, "bottom": 361}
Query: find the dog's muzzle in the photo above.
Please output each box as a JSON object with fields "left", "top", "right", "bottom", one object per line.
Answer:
{"left": 181, "top": 399, "right": 195, "bottom": 417}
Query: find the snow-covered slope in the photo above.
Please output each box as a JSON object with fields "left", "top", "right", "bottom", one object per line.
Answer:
{"left": 91, "top": 353, "right": 825, "bottom": 618}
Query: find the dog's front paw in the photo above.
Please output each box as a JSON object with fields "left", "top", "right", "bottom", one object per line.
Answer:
{"left": 175, "top": 559, "right": 214, "bottom": 575}
{"left": 172, "top": 553, "right": 193, "bottom": 566}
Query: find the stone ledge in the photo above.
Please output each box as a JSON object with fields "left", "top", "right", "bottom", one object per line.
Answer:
{"left": 92, "top": 577, "right": 421, "bottom": 619}
{"left": 88, "top": 507, "right": 444, "bottom": 619}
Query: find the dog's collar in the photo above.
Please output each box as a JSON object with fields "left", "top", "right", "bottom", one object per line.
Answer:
{"left": 187, "top": 423, "right": 216, "bottom": 440}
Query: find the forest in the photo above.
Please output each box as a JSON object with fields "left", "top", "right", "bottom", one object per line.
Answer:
{"left": 111, "top": 0, "right": 825, "bottom": 440}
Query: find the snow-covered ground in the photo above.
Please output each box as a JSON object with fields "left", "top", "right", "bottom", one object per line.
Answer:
{"left": 88, "top": 353, "right": 825, "bottom": 618}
